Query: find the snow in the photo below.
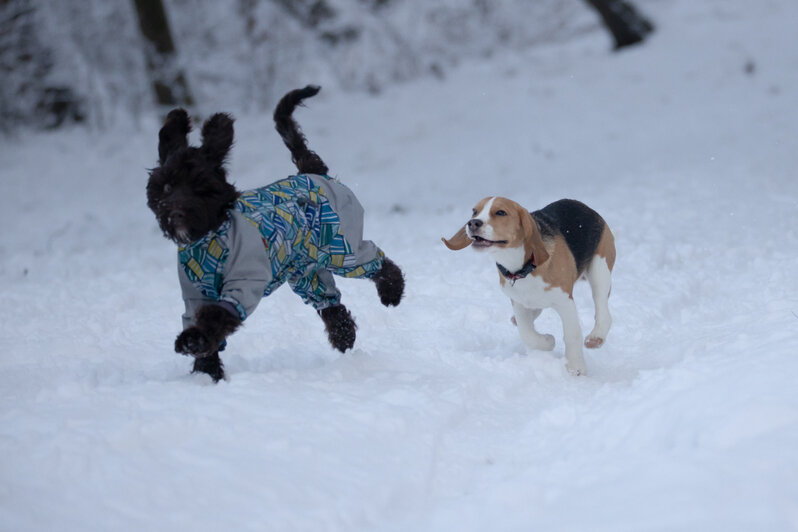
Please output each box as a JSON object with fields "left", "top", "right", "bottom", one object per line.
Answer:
{"left": 2, "top": 0, "right": 798, "bottom": 530}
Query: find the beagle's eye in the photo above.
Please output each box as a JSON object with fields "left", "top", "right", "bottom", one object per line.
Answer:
{"left": 495, "top": 210, "right": 507, "bottom": 216}
{"left": 163, "top": 183, "right": 172, "bottom": 194}
{"left": 472, "top": 208, "right": 477, "bottom": 217}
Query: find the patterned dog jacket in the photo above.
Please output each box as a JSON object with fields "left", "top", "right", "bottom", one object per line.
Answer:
{"left": 177, "top": 174, "right": 384, "bottom": 328}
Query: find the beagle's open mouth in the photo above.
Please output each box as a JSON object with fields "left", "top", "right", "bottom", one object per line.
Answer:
{"left": 470, "top": 235, "right": 507, "bottom": 248}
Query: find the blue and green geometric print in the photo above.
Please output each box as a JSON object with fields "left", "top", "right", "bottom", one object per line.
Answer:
{"left": 178, "top": 174, "right": 384, "bottom": 317}
{"left": 178, "top": 231, "right": 230, "bottom": 301}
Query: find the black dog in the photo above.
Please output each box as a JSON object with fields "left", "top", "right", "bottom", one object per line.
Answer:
{"left": 147, "top": 86, "right": 404, "bottom": 381}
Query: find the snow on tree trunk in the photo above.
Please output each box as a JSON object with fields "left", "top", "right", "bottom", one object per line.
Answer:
{"left": 584, "top": 0, "right": 654, "bottom": 49}
{"left": 131, "top": 0, "right": 193, "bottom": 108}
{"left": 0, "top": 0, "right": 84, "bottom": 130}
{"left": 1, "top": 0, "right": 621, "bottom": 131}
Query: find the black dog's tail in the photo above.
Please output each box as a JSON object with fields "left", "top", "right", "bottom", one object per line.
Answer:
{"left": 274, "top": 85, "right": 329, "bottom": 175}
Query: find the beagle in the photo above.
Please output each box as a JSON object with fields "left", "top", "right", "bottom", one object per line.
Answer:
{"left": 443, "top": 197, "right": 615, "bottom": 375}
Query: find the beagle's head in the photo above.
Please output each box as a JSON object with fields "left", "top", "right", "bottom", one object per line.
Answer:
{"left": 442, "top": 196, "right": 549, "bottom": 263}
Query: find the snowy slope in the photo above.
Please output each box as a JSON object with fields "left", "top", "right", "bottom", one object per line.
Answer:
{"left": 2, "top": 0, "right": 798, "bottom": 530}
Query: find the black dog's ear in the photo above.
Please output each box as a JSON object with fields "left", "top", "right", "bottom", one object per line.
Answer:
{"left": 200, "top": 113, "right": 234, "bottom": 169}
{"left": 158, "top": 108, "right": 191, "bottom": 164}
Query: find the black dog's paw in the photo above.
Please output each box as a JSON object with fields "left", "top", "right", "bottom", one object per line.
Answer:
{"left": 319, "top": 304, "right": 357, "bottom": 353}
{"left": 175, "top": 327, "right": 211, "bottom": 357}
{"left": 372, "top": 257, "right": 405, "bottom": 307}
{"left": 192, "top": 352, "right": 225, "bottom": 382}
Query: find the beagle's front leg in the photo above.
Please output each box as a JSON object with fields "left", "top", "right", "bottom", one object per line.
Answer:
{"left": 512, "top": 300, "right": 555, "bottom": 351}
{"left": 552, "top": 297, "right": 587, "bottom": 376}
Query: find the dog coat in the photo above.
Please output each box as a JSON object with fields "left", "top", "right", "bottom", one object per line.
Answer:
{"left": 177, "top": 174, "right": 384, "bottom": 328}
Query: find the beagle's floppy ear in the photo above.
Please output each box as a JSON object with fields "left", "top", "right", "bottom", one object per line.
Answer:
{"left": 442, "top": 226, "right": 472, "bottom": 250}
{"left": 520, "top": 210, "right": 549, "bottom": 264}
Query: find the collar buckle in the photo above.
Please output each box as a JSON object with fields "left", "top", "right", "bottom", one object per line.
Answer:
{"left": 496, "top": 255, "right": 537, "bottom": 283}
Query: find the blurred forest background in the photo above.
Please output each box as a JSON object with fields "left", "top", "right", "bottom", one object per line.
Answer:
{"left": 0, "top": 0, "right": 653, "bottom": 132}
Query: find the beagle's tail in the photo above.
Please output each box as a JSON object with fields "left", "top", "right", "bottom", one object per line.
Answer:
{"left": 273, "top": 85, "right": 329, "bottom": 175}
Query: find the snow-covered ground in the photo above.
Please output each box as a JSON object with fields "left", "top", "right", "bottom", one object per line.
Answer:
{"left": 2, "top": 1, "right": 797, "bottom": 530}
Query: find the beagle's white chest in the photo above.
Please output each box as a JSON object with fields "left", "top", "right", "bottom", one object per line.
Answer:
{"left": 499, "top": 273, "right": 568, "bottom": 310}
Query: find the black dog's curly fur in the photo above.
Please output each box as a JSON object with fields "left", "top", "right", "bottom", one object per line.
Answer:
{"left": 147, "top": 86, "right": 404, "bottom": 381}
{"left": 371, "top": 257, "right": 404, "bottom": 307}
{"left": 319, "top": 305, "right": 357, "bottom": 352}
{"left": 274, "top": 85, "right": 329, "bottom": 176}
{"left": 147, "top": 109, "right": 239, "bottom": 246}
{"left": 174, "top": 304, "right": 241, "bottom": 357}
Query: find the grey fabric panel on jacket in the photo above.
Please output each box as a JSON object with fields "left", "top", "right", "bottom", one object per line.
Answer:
{"left": 179, "top": 259, "right": 209, "bottom": 329}
{"left": 309, "top": 174, "right": 382, "bottom": 268}
{"left": 218, "top": 210, "right": 273, "bottom": 319}
{"left": 179, "top": 210, "right": 272, "bottom": 328}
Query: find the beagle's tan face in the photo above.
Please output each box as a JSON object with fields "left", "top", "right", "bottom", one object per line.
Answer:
{"left": 466, "top": 197, "right": 528, "bottom": 250}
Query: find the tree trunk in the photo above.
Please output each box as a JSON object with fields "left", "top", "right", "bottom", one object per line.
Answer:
{"left": 0, "top": 0, "right": 84, "bottom": 129}
{"left": 584, "top": 0, "right": 654, "bottom": 50}
{"left": 132, "top": 0, "right": 193, "bottom": 107}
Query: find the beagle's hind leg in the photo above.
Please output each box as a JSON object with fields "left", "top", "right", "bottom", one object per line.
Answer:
{"left": 584, "top": 255, "right": 612, "bottom": 348}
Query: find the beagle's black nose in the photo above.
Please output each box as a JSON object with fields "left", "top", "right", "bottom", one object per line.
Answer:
{"left": 467, "top": 219, "right": 483, "bottom": 231}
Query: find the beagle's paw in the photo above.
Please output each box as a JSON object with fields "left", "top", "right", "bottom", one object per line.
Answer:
{"left": 584, "top": 335, "right": 605, "bottom": 349}
{"left": 566, "top": 362, "right": 587, "bottom": 376}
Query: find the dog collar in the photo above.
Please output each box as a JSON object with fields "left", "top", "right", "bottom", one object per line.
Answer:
{"left": 496, "top": 255, "right": 536, "bottom": 283}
